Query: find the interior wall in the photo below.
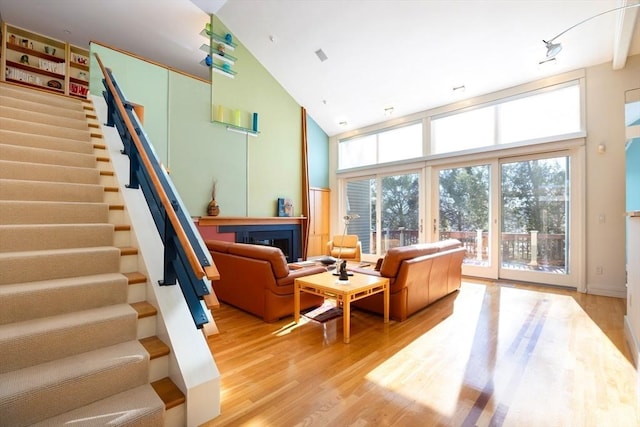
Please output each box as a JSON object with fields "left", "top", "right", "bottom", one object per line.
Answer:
{"left": 307, "top": 114, "right": 330, "bottom": 188}
{"left": 90, "top": 43, "right": 170, "bottom": 165}
{"left": 89, "top": 14, "right": 305, "bottom": 218}
{"left": 585, "top": 54, "right": 640, "bottom": 297}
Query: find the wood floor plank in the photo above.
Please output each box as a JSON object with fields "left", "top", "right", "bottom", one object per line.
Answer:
{"left": 204, "top": 279, "right": 637, "bottom": 426}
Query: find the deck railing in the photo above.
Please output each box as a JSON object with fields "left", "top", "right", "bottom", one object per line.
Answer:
{"left": 95, "top": 53, "right": 219, "bottom": 329}
{"left": 371, "top": 228, "right": 565, "bottom": 267}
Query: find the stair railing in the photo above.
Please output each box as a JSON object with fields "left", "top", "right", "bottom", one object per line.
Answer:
{"left": 95, "top": 53, "right": 219, "bottom": 329}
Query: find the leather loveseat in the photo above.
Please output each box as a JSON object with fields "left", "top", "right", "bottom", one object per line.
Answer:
{"left": 348, "top": 239, "right": 466, "bottom": 321}
{"left": 206, "top": 240, "right": 326, "bottom": 322}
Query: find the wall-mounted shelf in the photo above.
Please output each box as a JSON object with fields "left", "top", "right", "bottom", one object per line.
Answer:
{"left": 213, "top": 120, "right": 259, "bottom": 137}
{"left": 199, "top": 28, "right": 236, "bottom": 51}
{"left": 200, "top": 25, "right": 237, "bottom": 79}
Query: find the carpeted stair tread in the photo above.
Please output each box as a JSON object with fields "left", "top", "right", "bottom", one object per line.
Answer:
{"left": 0, "top": 303, "right": 138, "bottom": 373}
{"left": 0, "top": 104, "right": 90, "bottom": 130}
{"left": 0, "top": 159, "right": 100, "bottom": 184}
{"left": 0, "top": 246, "right": 121, "bottom": 285}
{"left": 0, "top": 200, "right": 109, "bottom": 225}
{"left": 0, "top": 116, "right": 91, "bottom": 142}
{"left": 0, "top": 96, "right": 88, "bottom": 121}
{"left": 0, "top": 178, "right": 105, "bottom": 203}
{"left": 0, "top": 128, "right": 95, "bottom": 154}
{"left": 29, "top": 384, "right": 165, "bottom": 427}
{"left": 0, "top": 223, "right": 115, "bottom": 252}
{"left": 0, "top": 340, "right": 150, "bottom": 427}
{"left": 0, "top": 82, "right": 173, "bottom": 425}
{"left": 0, "top": 84, "right": 85, "bottom": 111}
{"left": 0, "top": 142, "right": 97, "bottom": 168}
{"left": 0, "top": 273, "right": 128, "bottom": 325}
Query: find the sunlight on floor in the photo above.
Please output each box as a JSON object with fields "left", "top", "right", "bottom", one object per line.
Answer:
{"left": 364, "top": 282, "right": 638, "bottom": 425}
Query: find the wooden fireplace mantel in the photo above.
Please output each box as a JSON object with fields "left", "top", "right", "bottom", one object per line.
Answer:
{"left": 197, "top": 216, "right": 307, "bottom": 227}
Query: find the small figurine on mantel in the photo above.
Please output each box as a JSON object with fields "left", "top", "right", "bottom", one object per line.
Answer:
{"left": 207, "top": 179, "right": 220, "bottom": 216}
{"left": 338, "top": 260, "right": 349, "bottom": 281}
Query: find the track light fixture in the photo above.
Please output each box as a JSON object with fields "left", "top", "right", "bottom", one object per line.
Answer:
{"left": 542, "top": 2, "right": 640, "bottom": 60}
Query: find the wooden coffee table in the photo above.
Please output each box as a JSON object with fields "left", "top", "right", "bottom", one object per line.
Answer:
{"left": 294, "top": 271, "right": 389, "bottom": 343}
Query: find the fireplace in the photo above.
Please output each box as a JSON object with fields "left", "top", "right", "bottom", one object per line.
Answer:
{"left": 218, "top": 224, "right": 301, "bottom": 263}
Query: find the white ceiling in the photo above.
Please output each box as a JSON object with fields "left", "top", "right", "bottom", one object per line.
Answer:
{"left": 1, "top": 0, "right": 638, "bottom": 136}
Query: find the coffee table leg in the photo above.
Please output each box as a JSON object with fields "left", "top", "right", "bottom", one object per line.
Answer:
{"left": 294, "top": 280, "right": 300, "bottom": 323}
{"left": 383, "top": 283, "right": 389, "bottom": 323}
{"left": 343, "top": 298, "right": 350, "bottom": 344}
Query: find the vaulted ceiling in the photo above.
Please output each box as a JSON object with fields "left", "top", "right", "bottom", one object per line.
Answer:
{"left": 1, "top": 0, "right": 638, "bottom": 136}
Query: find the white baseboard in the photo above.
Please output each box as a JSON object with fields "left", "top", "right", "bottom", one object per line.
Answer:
{"left": 586, "top": 285, "right": 627, "bottom": 298}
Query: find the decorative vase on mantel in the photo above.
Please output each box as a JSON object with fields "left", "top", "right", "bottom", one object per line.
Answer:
{"left": 207, "top": 180, "right": 220, "bottom": 216}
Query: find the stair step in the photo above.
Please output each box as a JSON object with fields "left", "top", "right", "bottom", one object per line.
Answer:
{"left": 0, "top": 223, "right": 115, "bottom": 252}
{"left": 140, "top": 336, "right": 171, "bottom": 360}
{"left": 0, "top": 84, "right": 84, "bottom": 111}
{"left": 126, "top": 271, "right": 147, "bottom": 304}
{"left": 0, "top": 200, "right": 109, "bottom": 225}
{"left": 0, "top": 340, "right": 150, "bottom": 426}
{"left": 0, "top": 104, "right": 90, "bottom": 130}
{"left": 0, "top": 128, "right": 94, "bottom": 154}
{"left": 0, "top": 273, "right": 128, "bottom": 325}
{"left": 125, "top": 271, "right": 146, "bottom": 285}
{"left": 152, "top": 377, "right": 186, "bottom": 410}
{"left": 0, "top": 178, "right": 105, "bottom": 203}
{"left": 131, "top": 301, "right": 158, "bottom": 319}
{"left": 0, "top": 246, "right": 121, "bottom": 285}
{"left": 0, "top": 94, "right": 87, "bottom": 121}
{"left": 0, "top": 159, "right": 100, "bottom": 185}
{"left": 120, "top": 246, "right": 138, "bottom": 256}
{"left": 0, "top": 142, "right": 97, "bottom": 168}
{"left": 0, "top": 116, "right": 91, "bottom": 142}
{"left": 0, "top": 303, "right": 137, "bottom": 373}
{"left": 30, "top": 384, "right": 164, "bottom": 427}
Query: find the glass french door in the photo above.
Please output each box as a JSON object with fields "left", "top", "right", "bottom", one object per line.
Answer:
{"left": 344, "top": 170, "right": 422, "bottom": 258}
{"left": 433, "top": 162, "right": 497, "bottom": 278}
{"left": 433, "top": 149, "right": 583, "bottom": 288}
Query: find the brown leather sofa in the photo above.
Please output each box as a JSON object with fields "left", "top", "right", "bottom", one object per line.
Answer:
{"left": 206, "top": 240, "right": 326, "bottom": 322}
{"left": 348, "top": 239, "right": 466, "bottom": 321}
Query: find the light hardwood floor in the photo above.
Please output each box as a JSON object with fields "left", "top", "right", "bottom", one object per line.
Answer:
{"left": 204, "top": 279, "right": 638, "bottom": 426}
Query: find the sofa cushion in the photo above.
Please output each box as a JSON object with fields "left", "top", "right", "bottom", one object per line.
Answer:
{"left": 226, "top": 243, "right": 290, "bottom": 279}
{"left": 379, "top": 244, "right": 439, "bottom": 277}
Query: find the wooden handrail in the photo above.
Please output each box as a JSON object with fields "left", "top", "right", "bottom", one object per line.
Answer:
{"left": 94, "top": 53, "right": 219, "bottom": 281}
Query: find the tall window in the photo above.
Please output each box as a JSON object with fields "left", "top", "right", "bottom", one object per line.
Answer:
{"left": 339, "top": 123, "right": 422, "bottom": 169}
{"left": 431, "top": 81, "right": 581, "bottom": 155}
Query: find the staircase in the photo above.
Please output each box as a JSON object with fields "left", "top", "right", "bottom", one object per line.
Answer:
{"left": 0, "top": 82, "right": 185, "bottom": 426}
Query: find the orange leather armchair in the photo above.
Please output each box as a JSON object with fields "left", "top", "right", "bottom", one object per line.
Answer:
{"left": 326, "top": 235, "right": 361, "bottom": 262}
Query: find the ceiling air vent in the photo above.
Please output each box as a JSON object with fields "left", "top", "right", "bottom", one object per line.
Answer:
{"left": 315, "top": 49, "right": 328, "bottom": 62}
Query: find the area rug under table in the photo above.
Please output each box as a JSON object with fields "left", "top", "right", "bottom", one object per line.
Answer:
{"left": 301, "top": 302, "right": 343, "bottom": 323}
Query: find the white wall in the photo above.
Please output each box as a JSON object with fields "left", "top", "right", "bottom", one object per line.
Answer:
{"left": 585, "top": 54, "right": 640, "bottom": 297}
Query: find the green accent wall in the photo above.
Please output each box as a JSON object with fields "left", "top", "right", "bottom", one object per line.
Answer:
{"left": 89, "top": 14, "right": 306, "bottom": 218}
{"left": 307, "top": 114, "right": 329, "bottom": 188}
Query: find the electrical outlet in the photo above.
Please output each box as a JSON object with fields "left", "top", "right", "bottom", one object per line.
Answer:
{"left": 596, "top": 266, "right": 603, "bottom": 275}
